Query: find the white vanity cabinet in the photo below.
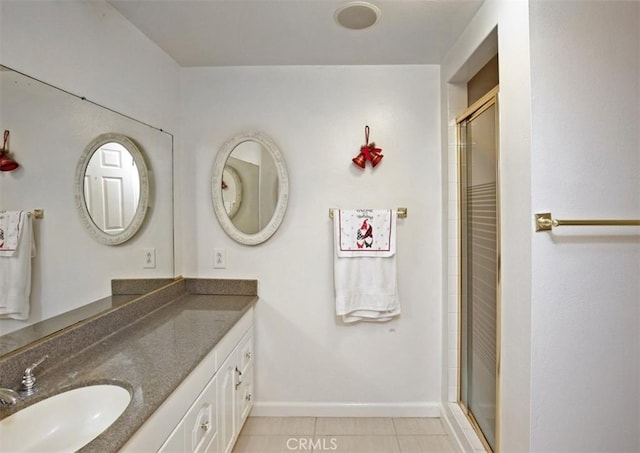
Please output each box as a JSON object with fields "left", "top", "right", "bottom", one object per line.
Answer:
{"left": 122, "top": 308, "right": 254, "bottom": 453}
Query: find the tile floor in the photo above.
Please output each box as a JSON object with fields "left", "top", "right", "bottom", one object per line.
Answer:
{"left": 232, "top": 417, "right": 459, "bottom": 453}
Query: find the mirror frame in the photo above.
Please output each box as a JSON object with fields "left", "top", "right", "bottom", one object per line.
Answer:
{"left": 212, "top": 131, "right": 289, "bottom": 245}
{"left": 74, "top": 133, "right": 150, "bottom": 245}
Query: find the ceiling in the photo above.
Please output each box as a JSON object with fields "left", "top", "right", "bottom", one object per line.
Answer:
{"left": 107, "top": 0, "right": 484, "bottom": 67}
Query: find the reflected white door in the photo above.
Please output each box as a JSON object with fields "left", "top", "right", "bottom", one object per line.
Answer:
{"left": 84, "top": 143, "right": 139, "bottom": 234}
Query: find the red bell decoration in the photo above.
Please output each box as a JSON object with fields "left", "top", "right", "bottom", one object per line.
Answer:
{"left": 352, "top": 125, "right": 383, "bottom": 169}
{"left": 352, "top": 152, "right": 367, "bottom": 169}
{"left": 369, "top": 149, "right": 383, "bottom": 167}
{"left": 0, "top": 130, "right": 19, "bottom": 172}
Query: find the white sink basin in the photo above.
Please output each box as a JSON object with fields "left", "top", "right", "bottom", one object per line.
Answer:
{"left": 0, "top": 384, "right": 131, "bottom": 452}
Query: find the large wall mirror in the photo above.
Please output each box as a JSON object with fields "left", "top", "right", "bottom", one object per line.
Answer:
{"left": 0, "top": 65, "right": 174, "bottom": 356}
{"left": 212, "top": 131, "right": 289, "bottom": 245}
{"left": 75, "top": 133, "right": 150, "bottom": 245}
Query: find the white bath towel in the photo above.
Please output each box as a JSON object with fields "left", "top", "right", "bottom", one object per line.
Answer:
{"left": 0, "top": 211, "right": 36, "bottom": 320}
{"left": 333, "top": 209, "right": 400, "bottom": 323}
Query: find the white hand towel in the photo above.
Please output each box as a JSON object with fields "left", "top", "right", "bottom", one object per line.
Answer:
{"left": 333, "top": 209, "right": 400, "bottom": 323}
{"left": 0, "top": 211, "right": 36, "bottom": 320}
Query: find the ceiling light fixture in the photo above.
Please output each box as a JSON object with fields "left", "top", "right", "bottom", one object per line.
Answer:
{"left": 335, "top": 2, "right": 381, "bottom": 30}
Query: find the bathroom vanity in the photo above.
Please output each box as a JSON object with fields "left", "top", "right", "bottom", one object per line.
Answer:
{"left": 124, "top": 300, "right": 255, "bottom": 453}
{"left": 0, "top": 278, "right": 257, "bottom": 453}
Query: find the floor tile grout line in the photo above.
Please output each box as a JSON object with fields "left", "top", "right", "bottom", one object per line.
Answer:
{"left": 392, "top": 419, "right": 402, "bottom": 453}
{"left": 394, "top": 433, "right": 403, "bottom": 453}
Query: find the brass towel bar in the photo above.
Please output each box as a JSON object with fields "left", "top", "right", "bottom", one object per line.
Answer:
{"left": 535, "top": 212, "right": 640, "bottom": 232}
{"left": 27, "top": 209, "right": 44, "bottom": 219}
{"left": 329, "top": 207, "right": 407, "bottom": 219}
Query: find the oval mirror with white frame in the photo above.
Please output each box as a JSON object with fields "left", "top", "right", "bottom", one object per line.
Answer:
{"left": 75, "top": 133, "right": 150, "bottom": 245}
{"left": 212, "top": 131, "right": 289, "bottom": 245}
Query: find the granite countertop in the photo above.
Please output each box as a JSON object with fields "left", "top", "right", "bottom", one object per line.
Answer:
{"left": 0, "top": 279, "right": 257, "bottom": 453}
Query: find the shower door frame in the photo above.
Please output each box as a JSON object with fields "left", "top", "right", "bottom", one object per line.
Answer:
{"left": 456, "top": 85, "right": 501, "bottom": 453}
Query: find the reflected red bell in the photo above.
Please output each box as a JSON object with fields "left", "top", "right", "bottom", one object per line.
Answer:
{"left": 0, "top": 131, "right": 18, "bottom": 172}
{"left": 0, "top": 151, "right": 19, "bottom": 172}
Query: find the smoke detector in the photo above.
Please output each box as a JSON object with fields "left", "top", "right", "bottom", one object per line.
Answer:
{"left": 335, "top": 2, "right": 381, "bottom": 30}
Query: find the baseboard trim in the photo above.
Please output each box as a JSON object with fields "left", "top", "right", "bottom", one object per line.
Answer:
{"left": 440, "top": 402, "right": 486, "bottom": 452}
{"left": 251, "top": 401, "right": 441, "bottom": 418}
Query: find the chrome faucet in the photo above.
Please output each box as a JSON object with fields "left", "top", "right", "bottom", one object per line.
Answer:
{"left": 0, "top": 355, "right": 48, "bottom": 406}
{"left": 20, "top": 355, "right": 48, "bottom": 396}
{"left": 0, "top": 388, "right": 19, "bottom": 407}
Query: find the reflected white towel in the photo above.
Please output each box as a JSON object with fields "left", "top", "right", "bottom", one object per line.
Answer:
{"left": 0, "top": 212, "right": 36, "bottom": 320}
{"left": 0, "top": 210, "right": 25, "bottom": 256}
{"left": 333, "top": 209, "right": 400, "bottom": 323}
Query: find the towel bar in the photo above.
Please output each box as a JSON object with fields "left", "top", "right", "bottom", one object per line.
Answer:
{"left": 329, "top": 207, "right": 407, "bottom": 219}
{"left": 27, "top": 209, "right": 44, "bottom": 219}
{"left": 535, "top": 212, "right": 640, "bottom": 231}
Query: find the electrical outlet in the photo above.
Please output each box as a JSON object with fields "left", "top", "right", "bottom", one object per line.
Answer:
{"left": 143, "top": 248, "right": 156, "bottom": 269}
{"left": 214, "top": 248, "right": 227, "bottom": 269}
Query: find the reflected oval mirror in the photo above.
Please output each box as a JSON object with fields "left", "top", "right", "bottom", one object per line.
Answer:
{"left": 221, "top": 165, "right": 242, "bottom": 219}
{"left": 212, "top": 131, "right": 289, "bottom": 245}
{"left": 75, "top": 133, "right": 150, "bottom": 245}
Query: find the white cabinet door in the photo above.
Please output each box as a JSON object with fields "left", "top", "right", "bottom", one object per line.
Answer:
{"left": 218, "top": 329, "right": 254, "bottom": 453}
{"left": 235, "top": 332, "right": 254, "bottom": 429}
{"left": 158, "top": 373, "right": 219, "bottom": 453}
{"left": 185, "top": 374, "right": 219, "bottom": 453}
{"left": 218, "top": 352, "right": 237, "bottom": 453}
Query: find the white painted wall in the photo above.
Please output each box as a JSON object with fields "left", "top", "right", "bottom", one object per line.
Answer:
{"left": 181, "top": 65, "right": 443, "bottom": 415}
{"left": 0, "top": 0, "right": 180, "bottom": 131}
{"left": 441, "top": 1, "right": 533, "bottom": 451}
{"left": 529, "top": 2, "right": 640, "bottom": 451}
{"left": 0, "top": 1, "right": 181, "bottom": 332}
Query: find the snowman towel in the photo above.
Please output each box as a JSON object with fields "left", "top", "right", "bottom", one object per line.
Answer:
{"left": 332, "top": 209, "right": 400, "bottom": 323}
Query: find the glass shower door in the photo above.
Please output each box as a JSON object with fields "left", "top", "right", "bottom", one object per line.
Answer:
{"left": 458, "top": 90, "right": 498, "bottom": 451}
